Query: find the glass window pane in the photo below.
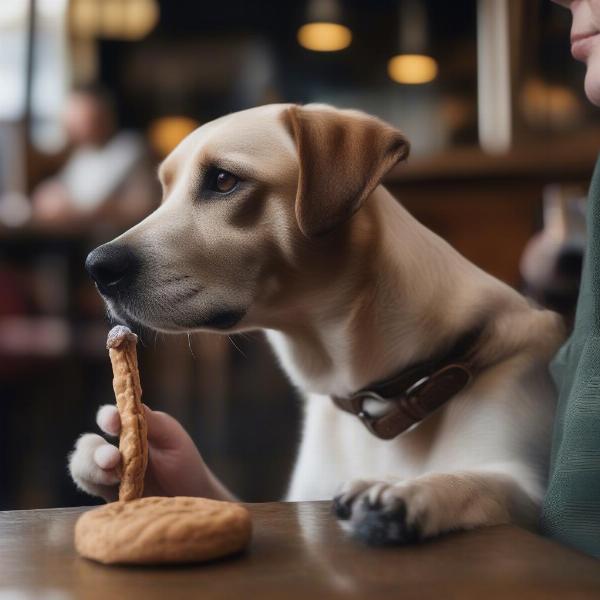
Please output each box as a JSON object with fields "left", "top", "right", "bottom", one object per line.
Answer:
{"left": 0, "top": 1, "right": 28, "bottom": 120}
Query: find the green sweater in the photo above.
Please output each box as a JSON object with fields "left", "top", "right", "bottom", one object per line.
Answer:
{"left": 541, "top": 154, "right": 600, "bottom": 558}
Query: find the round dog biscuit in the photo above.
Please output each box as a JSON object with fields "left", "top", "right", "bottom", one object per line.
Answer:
{"left": 74, "top": 496, "right": 252, "bottom": 565}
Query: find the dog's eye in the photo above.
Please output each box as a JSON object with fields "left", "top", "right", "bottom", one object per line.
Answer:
{"left": 207, "top": 169, "right": 238, "bottom": 194}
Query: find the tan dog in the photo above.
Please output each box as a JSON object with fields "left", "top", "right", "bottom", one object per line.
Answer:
{"left": 72, "top": 104, "right": 565, "bottom": 544}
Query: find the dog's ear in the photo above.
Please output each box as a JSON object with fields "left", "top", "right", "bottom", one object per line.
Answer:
{"left": 283, "top": 105, "right": 410, "bottom": 238}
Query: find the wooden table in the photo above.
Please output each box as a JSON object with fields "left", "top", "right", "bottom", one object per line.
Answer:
{"left": 1, "top": 502, "right": 599, "bottom": 599}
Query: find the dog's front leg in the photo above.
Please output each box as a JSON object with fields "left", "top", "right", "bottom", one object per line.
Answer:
{"left": 333, "top": 469, "right": 540, "bottom": 545}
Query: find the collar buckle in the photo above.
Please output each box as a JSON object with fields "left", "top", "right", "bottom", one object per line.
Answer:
{"left": 349, "top": 390, "right": 393, "bottom": 438}
{"left": 333, "top": 364, "right": 473, "bottom": 440}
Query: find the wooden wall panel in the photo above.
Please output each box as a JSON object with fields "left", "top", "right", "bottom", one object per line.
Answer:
{"left": 388, "top": 180, "right": 545, "bottom": 287}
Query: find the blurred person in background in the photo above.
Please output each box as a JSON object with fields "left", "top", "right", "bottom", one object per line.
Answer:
{"left": 519, "top": 184, "right": 586, "bottom": 326}
{"left": 31, "top": 84, "right": 158, "bottom": 230}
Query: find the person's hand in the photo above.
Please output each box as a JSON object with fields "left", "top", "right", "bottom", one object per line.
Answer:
{"left": 69, "top": 405, "right": 235, "bottom": 503}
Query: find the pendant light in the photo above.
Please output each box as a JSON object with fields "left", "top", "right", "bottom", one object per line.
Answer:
{"left": 297, "top": 0, "right": 352, "bottom": 53}
{"left": 388, "top": 0, "right": 438, "bottom": 85}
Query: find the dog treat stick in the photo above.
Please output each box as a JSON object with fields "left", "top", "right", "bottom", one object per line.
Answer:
{"left": 107, "top": 325, "right": 148, "bottom": 501}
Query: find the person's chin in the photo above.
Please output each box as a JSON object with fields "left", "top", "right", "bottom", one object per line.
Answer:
{"left": 584, "top": 50, "right": 600, "bottom": 107}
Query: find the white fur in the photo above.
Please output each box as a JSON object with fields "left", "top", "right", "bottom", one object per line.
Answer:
{"left": 68, "top": 432, "right": 119, "bottom": 500}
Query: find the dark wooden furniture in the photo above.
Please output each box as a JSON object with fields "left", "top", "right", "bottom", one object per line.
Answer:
{"left": 386, "top": 132, "right": 600, "bottom": 287}
{"left": 1, "top": 501, "right": 599, "bottom": 598}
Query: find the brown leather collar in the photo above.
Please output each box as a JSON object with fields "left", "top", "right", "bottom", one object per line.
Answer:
{"left": 332, "top": 327, "right": 483, "bottom": 440}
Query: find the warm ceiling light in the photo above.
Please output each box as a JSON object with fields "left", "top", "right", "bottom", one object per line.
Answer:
{"left": 297, "top": 22, "right": 352, "bottom": 52}
{"left": 387, "top": 54, "right": 438, "bottom": 84}
{"left": 148, "top": 116, "right": 199, "bottom": 157}
{"left": 70, "top": 0, "right": 97, "bottom": 37}
{"left": 71, "top": 0, "right": 159, "bottom": 40}
{"left": 124, "top": 0, "right": 160, "bottom": 40}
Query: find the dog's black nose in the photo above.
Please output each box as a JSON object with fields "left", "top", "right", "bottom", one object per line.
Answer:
{"left": 85, "top": 244, "right": 139, "bottom": 294}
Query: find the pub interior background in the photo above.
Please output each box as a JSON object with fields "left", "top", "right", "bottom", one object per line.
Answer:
{"left": 1, "top": 0, "right": 599, "bottom": 510}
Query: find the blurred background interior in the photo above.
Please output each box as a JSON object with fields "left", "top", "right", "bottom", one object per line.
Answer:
{"left": 1, "top": 0, "right": 599, "bottom": 510}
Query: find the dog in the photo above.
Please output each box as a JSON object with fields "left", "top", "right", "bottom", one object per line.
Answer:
{"left": 70, "top": 104, "right": 565, "bottom": 544}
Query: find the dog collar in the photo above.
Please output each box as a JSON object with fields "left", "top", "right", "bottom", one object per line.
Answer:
{"left": 331, "top": 328, "right": 483, "bottom": 440}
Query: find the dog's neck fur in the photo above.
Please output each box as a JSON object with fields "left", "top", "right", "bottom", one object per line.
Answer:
{"left": 265, "top": 186, "right": 526, "bottom": 397}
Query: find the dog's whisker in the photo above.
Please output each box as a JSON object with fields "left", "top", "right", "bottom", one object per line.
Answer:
{"left": 187, "top": 332, "right": 197, "bottom": 359}
{"left": 228, "top": 335, "right": 246, "bottom": 358}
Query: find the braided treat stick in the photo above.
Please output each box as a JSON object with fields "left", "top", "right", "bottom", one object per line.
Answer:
{"left": 107, "top": 325, "right": 148, "bottom": 502}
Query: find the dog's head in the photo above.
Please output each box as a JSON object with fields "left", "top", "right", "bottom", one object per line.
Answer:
{"left": 86, "top": 104, "right": 409, "bottom": 332}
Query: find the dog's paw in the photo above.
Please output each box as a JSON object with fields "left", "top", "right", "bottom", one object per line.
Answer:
{"left": 333, "top": 479, "right": 430, "bottom": 545}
